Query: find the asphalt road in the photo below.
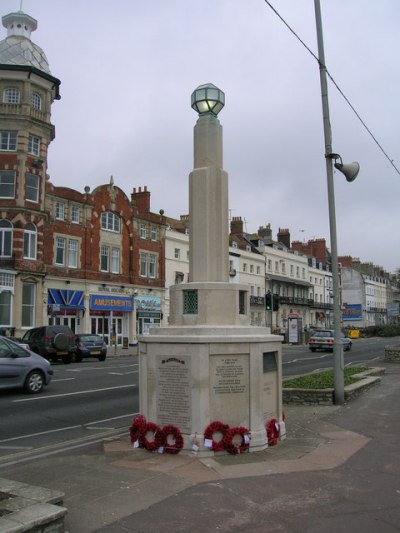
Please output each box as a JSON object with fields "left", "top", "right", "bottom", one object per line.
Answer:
{"left": 0, "top": 336, "right": 396, "bottom": 468}
{"left": 0, "top": 356, "right": 140, "bottom": 467}
{"left": 282, "top": 335, "right": 396, "bottom": 376}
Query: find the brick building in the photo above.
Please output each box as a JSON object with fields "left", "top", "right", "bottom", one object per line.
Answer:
{"left": 0, "top": 9, "right": 165, "bottom": 344}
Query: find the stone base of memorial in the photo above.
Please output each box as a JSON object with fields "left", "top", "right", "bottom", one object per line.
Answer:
{"left": 139, "top": 326, "right": 283, "bottom": 455}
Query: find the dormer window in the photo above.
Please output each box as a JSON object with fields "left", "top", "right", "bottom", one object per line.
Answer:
{"left": 31, "top": 92, "right": 42, "bottom": 110}
{"left": 3, "top": 88, "right": 20, "bottom": 104}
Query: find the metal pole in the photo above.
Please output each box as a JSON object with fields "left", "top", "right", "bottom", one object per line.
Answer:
{"left": 314, "top": 0, "right": 344, "bottom": 404}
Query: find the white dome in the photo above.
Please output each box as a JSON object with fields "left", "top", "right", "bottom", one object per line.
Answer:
{"left": 0, "top": 11, "right": 51, "bottom": 74}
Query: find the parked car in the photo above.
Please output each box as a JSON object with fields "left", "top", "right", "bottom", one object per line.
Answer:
{"left": 308, "top": 329, "right": 352, "bottom": 352}
{"left": 22, "top": 325, "right": 77, "bottom": 364}
{"left": 75, "top": 334, "right": 107, "bottom": 362}
{"left": 0, "top": 336, "right": 53, "bottom": 393}
{"left": 0, "top": 336, "right": 30, "bottom": 350}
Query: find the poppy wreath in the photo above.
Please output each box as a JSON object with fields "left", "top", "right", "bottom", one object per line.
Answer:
{"left": 266, "top": 418, "right": 280, "bottom": 446}
{"left": 129, "top": 414, "right": 147, "bottom": 444}
{"left": 139, "top": 421, "right": 163, "bottom": 452}
{"left": 162, "top": 424, "right": 184, "bottom": 454}
{"left": 223, "top": 426, "right": 250, "bottom": 455}
{"left": 203, "top": 420, "right": 230, "bottom": 452}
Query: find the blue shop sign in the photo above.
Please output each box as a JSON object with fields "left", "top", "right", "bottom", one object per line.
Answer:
{"left": 90, "top": 294, "right": 134, "bottom": 312}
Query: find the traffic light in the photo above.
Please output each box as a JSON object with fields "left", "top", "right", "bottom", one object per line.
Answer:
{"left": 273, "top": 294, "right": 280, "bottom": 311}
{"left": 265, "top": 292, "right": 272, "bottom": 311}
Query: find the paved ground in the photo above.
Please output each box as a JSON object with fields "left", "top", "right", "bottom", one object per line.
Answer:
{"left": 1, "top": 361, "right": 399, "bottom": 532}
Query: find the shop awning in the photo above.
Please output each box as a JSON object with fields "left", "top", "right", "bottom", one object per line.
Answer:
{"left": 48, "top": 289, "right": 85, "bottom": 310}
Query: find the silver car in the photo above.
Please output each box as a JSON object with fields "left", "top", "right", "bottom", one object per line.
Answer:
{"left": 0, "top": 336, "right": 53, "bottom": 394}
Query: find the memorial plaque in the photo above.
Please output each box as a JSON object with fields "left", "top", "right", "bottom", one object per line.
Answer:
{"left": 210, "top": 354, "right": 249, "bottom": 425}
{"left": 156, "top": 355, "right": 192, "bottom": 433}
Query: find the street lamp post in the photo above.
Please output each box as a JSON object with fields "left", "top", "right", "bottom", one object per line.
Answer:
{"left": 314, "top": 0, "right": 359, "bottom": 404}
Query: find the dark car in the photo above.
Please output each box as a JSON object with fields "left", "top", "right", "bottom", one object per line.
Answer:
{"left": 308, "top": 329, "right": 352, "bottom": 352}
{"left": 22, "top": 325, "right": 76, "bottom": 364}
{"left": 0, "top": 336, "right": 53, "bottom": 393}
{"left": 75, "top": 334, "right": 107, "bottom": 362}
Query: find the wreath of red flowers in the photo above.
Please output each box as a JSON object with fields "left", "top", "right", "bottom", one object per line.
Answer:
{"left": 223, "top": 426, "right": 250, "bottom": 455}
{"left": 161, "top": 424, "right": 184, "bottom": 454}
{"left": 204, "top": 421, "right": 230, "bottom": 452}
{"left": 139, "top": 421, "right": 163, "bottom": 451}
{"left": 266, "top": 418, "right": 280, "bottom": 446}
{"left": 129, "top": 414, "right": 147, "bottom": 444}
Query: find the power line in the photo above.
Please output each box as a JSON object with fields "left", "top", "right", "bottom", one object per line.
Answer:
{"left": 263, "top": 0, "right": 400, "bottom": 176}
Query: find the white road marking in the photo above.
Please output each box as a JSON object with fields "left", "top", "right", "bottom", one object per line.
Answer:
{"left": 12, "top": 384, "right": 137, "bottom": 402}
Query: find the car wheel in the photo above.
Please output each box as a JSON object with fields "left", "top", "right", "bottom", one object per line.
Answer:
{"left": 310, "top": 348, "right": 316, "bottom": 352}
{"left": 98, "top": 354, "right": 106, "bottom": 362}
{"left": 76, "top": 354, "right": 82, "bottom": 362}
{"left": 53, "top": 333, "right": 69, "bottom": 351}
{"left": 24, "top": 370, "right": 45, "bottom": 394}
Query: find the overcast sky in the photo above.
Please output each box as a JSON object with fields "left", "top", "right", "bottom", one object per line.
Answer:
{"left": 2, "top": 0, "right": 399, "bottom": 273}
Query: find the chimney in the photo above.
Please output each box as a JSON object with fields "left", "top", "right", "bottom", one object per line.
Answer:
{"left": 257, "top": 223, "right": 272, "bottom": 240}
{"left": 277, "top": 228, "right": 290, "bottom": 248}
{"left": 230, "top": 216, "right": 243, "bottom": 235}
{"left": 131, "top": 186, "right": 150, "bottom": 212}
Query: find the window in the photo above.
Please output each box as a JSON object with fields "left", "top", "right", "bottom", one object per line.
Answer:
{"left": 0, "top": 290, "right": 11, "bottom": 325}
{"left": 0, "top": 220, "right": 12, "bottom": 257}
{"left": 282, "top": 262, "right": 286, "bottom": 274}
{"left": 71, "top": 206, "right": 80, "bottom": 224}
{"left": 0, "top": 170, "right": 15, "bottom": 199}
{"left": 174, "top": 248, "right": 180, "bottom": 259}
{"left": 256, "top": 266, "right": 261, "bottom": 275}
{"left": 31, "top": 92, "right": 41, "bottom": 110}
{"left": 250, "top": 265, "right": 254, "bottom": 273}
{"left": 139, "top": 223, "right": 147, "bottom": 239}
{"left": 296, "top": 266, "right": 300, "bottom": 278}
{"left": 0, "top": 131, "right": 17, "bottom": 151}
{"left": 100, "top": 245, "right": 110, "bottom": 271}
{"left": 243, "top": 263, "right": 247, "bottom": 272}
{"left": 55, "top": 201, "right": 65, "bottom": 220}
{"left": 275, "top": 261, "right": 279, "bottom": 272}
{"left": 68, "top": 239, "right": 78, "bottom": 268}
{"left": 111, "top": 248, "right": 120, "bottom": 273}
{"left": 28, "top": 135, "right": 40, "bottom": 156}
{"left": 26, "top": 173, "right": 39, "bottom": 202}
{"left": 23, "top": 223, "right": 37, "bottom": 259}
{"left": 101, "top": 211, "right": 120, "bottom": 232}
{"left": 150, "top": 226, "right": 157, "bottom": 241}
{"left": 55, "top": 237, "right": 65, "bottom": 265}
{"left": 267, "top": 259, "right": 272, "bottom": 271}
{"left": 22, "top": 282, "right": 35, "bottom": 328}
{"left": 3, "top": 88, "right": 20, "bottom": 104}
{"left": 140, "top": 252, "right": 157, "bottom": 278}
{"left": 302, "top": 268, "right": 305, "bottom": 279}
{"left": 291, "top": 265, "right": 294, "bottom": 276}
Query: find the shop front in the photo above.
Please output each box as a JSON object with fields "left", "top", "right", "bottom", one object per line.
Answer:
{"left": 89, "top": 294, "right": 134, "bottom": 347}
{"left": 135, "top": 295, "right": 161, "bottom": 335}
{"left": 47, "top": 288, "right": 85, "bottom": 332}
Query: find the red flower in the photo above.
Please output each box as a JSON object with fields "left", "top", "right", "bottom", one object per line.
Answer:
{"left": 266, "top": 418, "right": 280, "bottom": 446}
{"left": 139, "top": 421, "right": 163, "bottom": 451}
{"left": 129, "top": 414, "right": 147, "bottom": 444}
{"left": 204, "top": 420, "right": 230, "bottom": 452}
{"left": 161, "top": 424, "right": 184, "bottom": 454}
{"left": 223, "top": 426, "right": 250, "bottom": 455}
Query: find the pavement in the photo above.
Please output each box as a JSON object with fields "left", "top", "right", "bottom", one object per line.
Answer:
{"left": 1, "top": 359, "right": 400, "bottom": 532}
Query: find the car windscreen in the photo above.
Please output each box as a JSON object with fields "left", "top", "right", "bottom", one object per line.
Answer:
{"left": 79, "top": 335, "right": 102, "bottom": 342}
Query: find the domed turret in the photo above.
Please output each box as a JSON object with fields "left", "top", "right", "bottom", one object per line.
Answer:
{"left": 0, "top": 10, "right": 51, "bottom": 73}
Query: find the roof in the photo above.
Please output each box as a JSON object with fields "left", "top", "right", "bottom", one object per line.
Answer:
{"left": 0, "top": 10, "right": 51, "bottom": 74}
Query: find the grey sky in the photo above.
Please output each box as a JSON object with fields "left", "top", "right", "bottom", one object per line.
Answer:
{"left": 2, "top": 0, "right": 399, "bottom": 272}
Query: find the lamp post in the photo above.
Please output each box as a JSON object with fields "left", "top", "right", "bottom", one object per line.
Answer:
{"left": 314, "top": 0, "right": 359, "bottom": 405}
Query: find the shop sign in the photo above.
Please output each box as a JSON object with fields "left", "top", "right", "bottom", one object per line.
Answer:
{"left": 90, "top": 294, "right": 134, "bottom": 311}
{"left": 135, "top": 295, "right": 161, "bottom": 311}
